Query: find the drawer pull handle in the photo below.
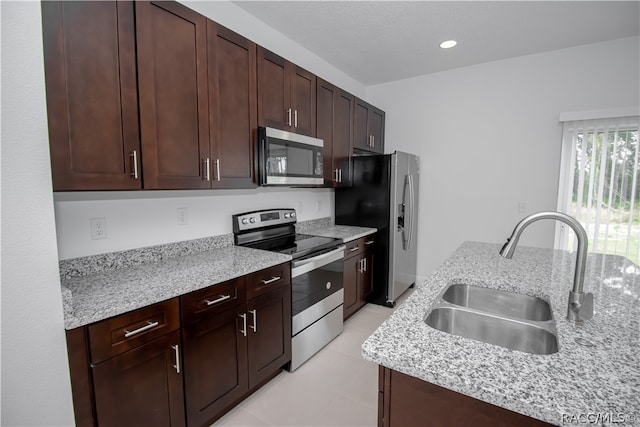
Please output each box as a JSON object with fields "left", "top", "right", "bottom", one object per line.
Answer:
{"left": 261, "top": 276, "right": 281, "bottom": 285}
{"left": 364, "top": 240, "right": 375, "bottom": 245}
{"left": 348, "top": 247, "right": 359, "bottom": 252}
{"left": 171, "top": 344, "right": 180, "bottom": 374}
{"left": 249, "top": 309, "right": 257, "bottom": 332}
{"left": 205, "top": 294, "right": 231, "bottom": 306}
{"left": 124, "top": 321, "right": 159, "bottom": 338}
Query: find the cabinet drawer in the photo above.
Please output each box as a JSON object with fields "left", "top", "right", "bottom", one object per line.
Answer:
{"left": 246, "top": 263, "right": 291, "bottom": 300}
{"left": 344, "top": 238, "right": 363, "bottom": 257}
{"left": 181, "top": 277, "right": 245, "bottom": 325}
{"left": 362, "top": 235, "right": 376, "bottom": 250}
{"left": 88, "top": 298, "right": 179, "bottom": 364}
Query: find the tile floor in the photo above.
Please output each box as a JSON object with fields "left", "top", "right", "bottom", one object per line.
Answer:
{"left": 212, "top": 290, "right": 413, "bottom": 427}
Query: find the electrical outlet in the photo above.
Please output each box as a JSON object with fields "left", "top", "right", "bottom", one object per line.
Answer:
{"left": 316, "top": 200, "right": 322, "bottom": 212}
{"left": 177, "top": 207, "right": 188, "bottom": 225}
{"left": 518, "top": 201, "right": 528, "bottom": 213}
{"left": 90, "top": 217, "right": 107, "bottom": 240}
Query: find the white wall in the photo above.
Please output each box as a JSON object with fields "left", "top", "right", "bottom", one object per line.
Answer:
{"left": 56, "top": 188, "right": 334, "bottom": 259}
{"left": 0, "top": 2, "right": 75, "bottom": 425}
{"left": 53, "top": 0, "right": 368, "bottom": 260}
{"left": 368, "top": 36, "right": 640, "bottom": 280}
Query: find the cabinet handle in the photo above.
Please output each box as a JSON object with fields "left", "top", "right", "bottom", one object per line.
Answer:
{"left": 364, "top": 240, "right": 375, "bottom": 245}
{"left": 294, "top": 110, "right": 298, "bottom": 128}
{"left": 130, "top": 151, "right": 139, "bottom": 179}
{"left": 358, "top": 259, "right": 364, "bottom": 273}
{"left": 239, "top": 313, "right": 247, "bottom": 336}
{"left": 205, "top": 294, "right": 231, "bottom": 306}
{"left": 371, "top": 135, "right": 375, "bottom": 147}
{"left": 348, "top": 247, "right": 359, "bottom": 253}
{"left": 339, "top": 168, "right": 342, "bottom": 183}
{"left": 364, "top": 258, "right": 367, "bottom": 272}
{"left": 171, "top": 344, "right": 180, "bottom": 374}
{"left": 124, "top": 320, "right": 159, "bottom": 338}
{"left": 260, "top": 276, "right": 281, "bottom": 285}
{"left": 249, "top": 309, "right": 257, "bottom": 332}
{"left": 204, "top": 158, "right": 211, "bottom": 181}
{"left": 214, "top": 158, "right": 221, "bottom": 181}
{"left": 334, "top": 169, "right": 339, "bottom": 183}
{"left": 287, "top": 108, "right": 292, "bottom": 126}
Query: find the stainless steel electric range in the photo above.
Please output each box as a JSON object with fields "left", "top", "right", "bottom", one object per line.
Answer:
{"left": 233, "top": 209, "right": 345, "bottom": 371}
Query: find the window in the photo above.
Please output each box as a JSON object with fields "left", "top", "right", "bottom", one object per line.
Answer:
{"left": 556, "top": 114, "right": 640, "bottom": 264}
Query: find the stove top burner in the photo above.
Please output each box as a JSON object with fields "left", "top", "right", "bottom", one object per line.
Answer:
{"left": 246, "top": 233, "right": 341, "bottom": 259}
{"left": 232, "top": 209, "right": 342, "bottom": 259}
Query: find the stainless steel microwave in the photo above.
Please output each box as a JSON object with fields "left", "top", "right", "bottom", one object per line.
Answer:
{"left": 257, "top": 127, "right": 324, "bottom": 186}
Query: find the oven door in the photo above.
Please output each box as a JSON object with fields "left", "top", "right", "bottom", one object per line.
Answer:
{"left": 258, "top": 127, "right": 324, "bottom": 186}
{"left": 290, "top": 245, "right": 345, "bottom": 336}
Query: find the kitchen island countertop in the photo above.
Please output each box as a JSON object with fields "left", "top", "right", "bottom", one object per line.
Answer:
{"left": 61, "top": 246, "right": 291, "bottom": 329}
{"left": 362, "top": 241, "right": 640, "bottom": 426}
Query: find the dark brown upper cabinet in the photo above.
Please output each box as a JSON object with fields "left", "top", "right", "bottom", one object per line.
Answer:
{"left": 42, "top": 1, "right": 141, "bottom": 191}
{"left": 353, "top": 98, "right": 385, "bottom": 154}
{"left": 317, "top": 79, "right": 353, "bottom": 187}
{"left": 136, "top": 1, "right": 210, "bottom": 189}
{"left": 257, "top": 46, "right": 316, "bottom": 137}
{"left": 207, "top": 21, "right": 258, "bottom": 189}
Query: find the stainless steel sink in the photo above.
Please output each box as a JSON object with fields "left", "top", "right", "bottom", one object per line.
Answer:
{"left": 425, "top": 283, "right": 559, "bottom": 355}
{"left": 442, "top": 283, "right": 552, "bottom": 321}
{"left": 425, "top": 307, "right": 559, "bottom": 355}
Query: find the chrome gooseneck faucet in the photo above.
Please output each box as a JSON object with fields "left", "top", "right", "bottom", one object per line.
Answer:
{"left": 499, "top": 211, "right": 593, "bottom": 322}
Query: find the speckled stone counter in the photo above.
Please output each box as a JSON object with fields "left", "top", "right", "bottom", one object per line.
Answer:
{"left": 305, "top": 225, "right": 376, "bottom": 242}
{"left": 61, "top": 246, "right": 291, "bottom": 329}
{"left": 362, "top": 241, "right": 640, "bottom": 426}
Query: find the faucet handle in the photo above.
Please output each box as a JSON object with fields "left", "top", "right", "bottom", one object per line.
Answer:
{"left": 567, "top": 291, "right": 594, "bottom": 322}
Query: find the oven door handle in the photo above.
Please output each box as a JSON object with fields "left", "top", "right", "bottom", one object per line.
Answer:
{"left": 291, "top": 245, "right": 345, "bottom": 278}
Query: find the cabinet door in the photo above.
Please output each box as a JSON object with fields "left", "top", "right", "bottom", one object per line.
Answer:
{"left": 247, "top": 286, "right": 291, "bottom": 389}
{"left": 334, "top": 89, "right": 354, "bottom": 186}
{"left": 360, "top": 251, "right": 374, "bottom": 301}
{"left": 353, "top": 98, "right": 370, "bottom": 152}
{"left": 369, "top": 106, "right": 385, "bottom": 154}
{"left": 257, "top": 47, "right": 290, "bottom": 131}
{"left": 208, "top": 22, "right": 257, "bottom": 189}
{"left": 291, "top": 65, "right": 316, "bottom": 136}
{"left": 343, "top": 255, "right": 360, "bottom": 320}
{"left": 317, "top": 78, "right": 335, "bottom": 186}
{"left": 136, "top": 1, "right": 210, "bottom": 189}
{"left": 182, "top": 305, "right": 248, "bottom": 427}
{"left": 92, "top": 331, "right": 185, "bottom": 427}
{"left": 42, "top": 1, "right": 140, "bottom": 191}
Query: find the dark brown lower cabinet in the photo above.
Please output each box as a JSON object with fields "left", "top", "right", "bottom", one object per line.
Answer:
{"left": 92, "top": 330, "right": 185, "bottom": 427}
{"left": 247, "top": 285, "right": 291, "bottom": 389}
{"left": 378, "top": 367, "right": 553, "bottom": 427}
{"left": 343, "top": 236, "right": 375, "bottom": 320}
{"left": 182, "top": 305, "right": 248, "bottom": 427}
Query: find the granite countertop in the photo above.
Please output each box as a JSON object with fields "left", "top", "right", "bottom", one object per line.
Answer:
{"left": 305, "top": 225, "right": 376, "bottom": 242}
{"left": 362, "top": 241, "right": 640, "bottom": 426}
{"left": 61, "top": 246, "right": 291, "bottom": 329}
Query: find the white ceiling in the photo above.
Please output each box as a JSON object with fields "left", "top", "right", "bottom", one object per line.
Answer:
{"left": 233, "top": 1, "right": 640, "bottom": 86}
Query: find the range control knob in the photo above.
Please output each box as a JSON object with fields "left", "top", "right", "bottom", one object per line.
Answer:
{"left": 241, "top": 218, "right": 249, "bottom": 225}
{"left": 284, "top": 213, "right": 290, "bottom": 218}
{"left": 290, "top": 212, "right": 296, "bottom": 218}
{"left": 249, "top": 217, "right": 256, "bottom": 223}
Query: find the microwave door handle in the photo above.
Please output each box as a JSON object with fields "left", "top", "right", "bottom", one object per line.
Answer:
{"left": 258, "top": 132, "right": 267, "bottom": 185}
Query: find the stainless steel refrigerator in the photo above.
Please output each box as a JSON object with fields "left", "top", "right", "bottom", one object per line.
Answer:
{"left": 335, "top": 151, "right": 419, "bottom": 307}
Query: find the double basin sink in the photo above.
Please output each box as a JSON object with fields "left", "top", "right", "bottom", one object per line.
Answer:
{"left": 425, "top": 283, "right": 559, "bottom": 354}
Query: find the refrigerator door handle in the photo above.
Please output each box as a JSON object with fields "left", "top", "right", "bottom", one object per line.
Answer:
{"left": 406, "top": 174, "right": 415, "bottom": 251}
{"left": 400, "top": 174, "right": 410, "bottom": 250}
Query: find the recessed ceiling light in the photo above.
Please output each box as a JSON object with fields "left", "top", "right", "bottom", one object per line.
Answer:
{"left": 439, "top": 40, "right": 457, "bottom": 49}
